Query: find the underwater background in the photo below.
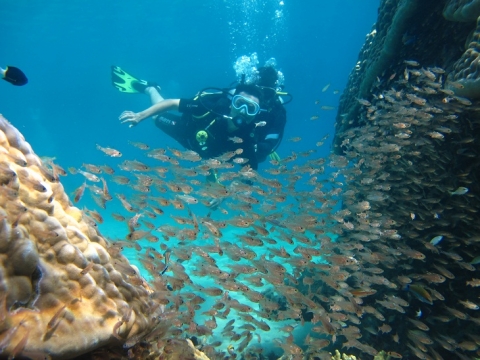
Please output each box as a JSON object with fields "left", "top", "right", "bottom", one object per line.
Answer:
{"left": 0, "top": 1, "right": 400, "bottom": 358}
{"left": 2, "top": 0, "right": 379, "bottom": 173}
{"left": 4, "top": 0, "right": 480, "bottom": 359}
{"left": 2, "top": 0, "right": 378, "bottom": 266}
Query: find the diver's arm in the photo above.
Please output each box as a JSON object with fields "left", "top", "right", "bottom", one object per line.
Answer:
{"left": 138, "top": 99, "right": 180, "bottom": 119}
{"left": 119, "top": 99, "right": 180, "bottom": 127}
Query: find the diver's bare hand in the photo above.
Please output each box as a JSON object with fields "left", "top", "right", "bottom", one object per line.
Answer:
{"left": 119, "top": 111, "right": 142, "bottom": 128}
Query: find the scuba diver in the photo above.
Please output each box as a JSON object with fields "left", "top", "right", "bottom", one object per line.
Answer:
{"left": 251, "top": 65, "right": 287, "bottom": 164}
{"left": 113, "top": 64, "right": 288, "bottom": 171}
{"left": 1, "top": 65, "right": 28, "bottom": 86}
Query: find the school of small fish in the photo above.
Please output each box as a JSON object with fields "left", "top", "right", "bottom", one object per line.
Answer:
{"left": 61, "top": 61, "right": 480, "bottom": 359}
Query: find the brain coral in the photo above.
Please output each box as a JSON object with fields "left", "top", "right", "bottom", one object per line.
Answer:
{"left": 0, "top": 114, "right": 165, "bottom": 359}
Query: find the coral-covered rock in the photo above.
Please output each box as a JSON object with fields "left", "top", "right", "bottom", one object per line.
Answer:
{"left": 444, "top": 0, "right": 480, "bottom": 22}
{"left": 0, "top": 114, "right": 159, "bottom": 359}
{"left": 330, "top": 350, "right": 358, "bottom": 360}
{"left": 446, "top": 15, "right": 480, "bottom": 97}
{"left": 334, "top": 0, "right": 473, "bottom": 151}
{"left": 161, "top": 339, "right": 210, "bottom": 360}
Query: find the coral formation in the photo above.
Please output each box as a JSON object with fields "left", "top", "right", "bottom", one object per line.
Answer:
{"left": 444, "top": 0, "right": 480, "bottom": 98}
{"left": 446, "top": 13, "right": 480, "bottom": 97}
{"left": 333, "top": 28, "right": 480, "bottom": 358}
{"left": 161, "top": 339, "right": 210, "bottom": 360}
{"left": 331, "top": 1, "right": 480, "bottom": 358}
{"left": 334, "top": 0, "right": 473, "bottom": 150}
{"left": 357, "top": 0, "right": 420, "bottom": 104}
{"left": 330, "top": 349, "right": 357, "bottom": 360}
{"left": 0, "top": 114, "right": 167, "bottom": 358}
{"left": 337, "top": 0, "right": 422, "bottom": 135}
{"left": 443, "top": 0, "right": 480, "bottom": 22}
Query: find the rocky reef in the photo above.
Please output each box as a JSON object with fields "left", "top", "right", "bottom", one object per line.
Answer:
{"left": 0, "top": 113, "right": 206, "bottom": 359}
{"left": 334, "top": 0, "right": 478, "bottom": 150}
{"left": 331, "top": 0, "right": 480, "bottom": 358}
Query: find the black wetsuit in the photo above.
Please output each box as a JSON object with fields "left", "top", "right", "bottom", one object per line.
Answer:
{"left": 254, "top": 96, "right": 287, "bottom": 163}
{"left": 155, "top": 91, "right": 286, "bottom": 170}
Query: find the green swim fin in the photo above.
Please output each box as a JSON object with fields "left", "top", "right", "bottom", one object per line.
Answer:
{"left": 111, "top": 66, "right": 151, "bottom": 93}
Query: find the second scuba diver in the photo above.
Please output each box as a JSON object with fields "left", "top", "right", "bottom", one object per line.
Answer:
{"left": 112, "top": 64, "right": 288, "bottom": 171}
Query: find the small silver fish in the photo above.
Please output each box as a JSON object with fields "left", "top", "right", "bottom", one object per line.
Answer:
{"left": 427, "top": 131, "right": 444, "bottom": 139}
{"left": 449, "top": 187, "right": 468, "bottom": 196}
{"left": 96, "top": 144, "right": 122, "bottom": 157}
{"left": 356, "top": 98, "right": 371, "bottom": 106}
{"left": 228, "top": 136, "right": 243, "bottom": 143}
{"left": 254, "top": 121, "right": 267, "bottom": 128}
{"left": 78, "top": 170, "right": 100, "bottom": 182}
{"left": 404, "top": 60, "right": 420, "bottom": 66}
{"left": 430, "top": 236, "right": 443, "bottom": 246}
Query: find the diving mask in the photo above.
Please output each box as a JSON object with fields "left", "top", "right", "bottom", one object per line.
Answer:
{"left": 232, "top": 95, "right": 261, "bottom": 116}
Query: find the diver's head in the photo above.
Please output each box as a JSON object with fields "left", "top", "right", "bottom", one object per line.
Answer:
{"left": 257, "top": 66, "right": 278, "bottom": 88}
{"left": 230, "top": 84, "right": 262, "bottom": 127}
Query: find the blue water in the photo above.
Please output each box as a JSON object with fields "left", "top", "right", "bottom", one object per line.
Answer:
{"left": 3, "top": 0, "right": 379, "bottom": 167}
{"left": 2, "top": 0, "right": 380, "bottom": 354}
